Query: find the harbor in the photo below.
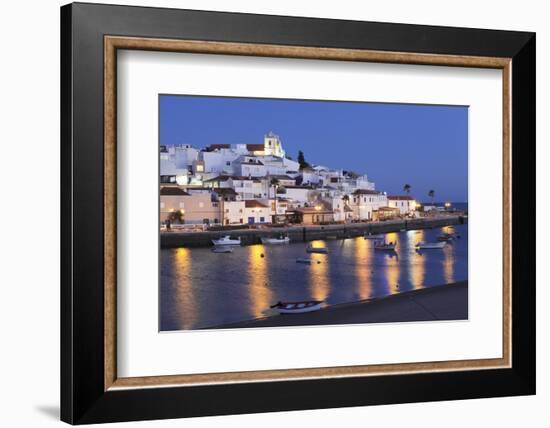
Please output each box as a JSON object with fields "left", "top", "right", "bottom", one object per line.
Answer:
{"left": 161, "top": 214, "right": 466, "bottom": 248}
{"left": 160, "top": 223, "right": 468, "bottom": 330}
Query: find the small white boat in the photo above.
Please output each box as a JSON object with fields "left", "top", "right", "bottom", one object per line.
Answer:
{"left": 261, "top": 236, "right": 290, "bottom": 245}
{"left": 211, "top": 235, "right": 241, "bottom": 246}
{"left": 374, "top": 242, "right": 397, "bottom": 251}
{"left": 270, "top": 300, "right": 323, "bottom": 314}
{"left": 306, "top": 245, "right": 329, "bottom": 254}
{"left": 364, "top": 233, "right": 384, "bottom": 240}
{"left": 416, "top": 241, "right": 446, "bottom": 249}
{"left": 211, "top": 246, "right": 234, "bottom": 253}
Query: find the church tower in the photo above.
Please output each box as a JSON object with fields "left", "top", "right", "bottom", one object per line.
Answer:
{"left": 264, "top": 131, "right": 285, "bottom": 158}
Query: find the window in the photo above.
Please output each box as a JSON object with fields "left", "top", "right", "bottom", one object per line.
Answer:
{"left": 239, "top": 218, "right": 243, "bottom": 224}
{"left": 260, "top": 217, "right": 265, "bottom": 222}
{"left": 199, "top": 202, "right": 204, "bottom": 208}
{"left": 160, "top": 202, "right": 165, "bottom": 209}
{"left": 179, "top": 202, "right": 185, "bottom": 208}
{"left": 226, "top": 161, "right": 230, "bottom": 166}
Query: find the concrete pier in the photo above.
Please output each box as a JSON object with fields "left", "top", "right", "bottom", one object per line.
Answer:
{"left": 161, "top": 215, "right": 466, "bottom": 248}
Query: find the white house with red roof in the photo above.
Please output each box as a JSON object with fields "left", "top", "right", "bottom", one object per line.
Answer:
{"left": 387, "top": 195, "right": 417, "bottom": 215}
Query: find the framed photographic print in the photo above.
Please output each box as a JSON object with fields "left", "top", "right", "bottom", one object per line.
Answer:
{"left": 61, "top": 2, "right": 535, "bottom": 424}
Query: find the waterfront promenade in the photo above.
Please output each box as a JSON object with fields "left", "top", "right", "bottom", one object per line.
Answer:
{"left": 205, "top": 281, "right": 468, "bottom": 330}
{"left": 161, "top": 214, "right": 466, "bottom": 248}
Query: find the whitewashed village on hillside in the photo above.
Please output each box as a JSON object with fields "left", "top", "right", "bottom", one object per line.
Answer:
{"left": 160, "top": 131, "right": 420, "bottom": 229}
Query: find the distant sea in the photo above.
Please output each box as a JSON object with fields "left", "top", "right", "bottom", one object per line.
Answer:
{"left": 422, "top": 202, "right": 468, "bottom": 212}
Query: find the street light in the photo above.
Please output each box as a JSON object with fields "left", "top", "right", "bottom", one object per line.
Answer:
{"left": 444, "top": 202, "right": 451, "bottom": 209}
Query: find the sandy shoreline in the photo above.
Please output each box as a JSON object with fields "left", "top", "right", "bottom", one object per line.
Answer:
{"left": 204, "top": 281, "right": 468, "bottom": 330}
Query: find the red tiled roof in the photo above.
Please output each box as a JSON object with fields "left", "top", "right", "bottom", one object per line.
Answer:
{"left": 246, "top": 144, "right": 265, "bottom": 151}
{"left": 295, "top": 207, "right": 333, "bottom": 214}
{"left": 245, "top": 200, "right": 268, "bottom": 208}
{"left": 387, "top": 195, "right": 414, "bottom": 200}
{"left": 208, "top": 144, "right": 230, "bottom": 150}
{"left": 377, "top": 206, "right": 400, "bottom": 211}
{"left": 160, "top": 187, "right": 189, "bottom": 196}
{"left": 353, "top": 189, "right": 384, "bottom": 195}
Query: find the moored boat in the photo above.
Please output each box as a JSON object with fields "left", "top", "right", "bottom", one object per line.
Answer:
{"left": 211, "top": 246, "right": 234, "bottom": 253}
{"left": 211, "top": 235, "right": 241, "bottom": 246}
{"left": 374, "top": 242, "right": 396, "bottom": 251}
{"left": 306, "top": 245, "right": 329, "bottom": 254}
{"left": 296, "top": 258, "right": 313, "bottom": 264}
{"left": 261, "top": 236, "right": 290, "bottom": 245}
{"left": 270, "top": 300, "right": 323, "bottom": 314}
{"left": 416, "top": 241, "right": 446, "bottom": 249}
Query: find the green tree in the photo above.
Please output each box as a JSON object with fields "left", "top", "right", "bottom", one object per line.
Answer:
{"left": 403, "top": 183, "right": 411, "bottom": 194}
{"left": 297, "top": 150, "right": 310, "bottom": 170}
{"left": 168, "top": 209, "right": 184, "bottom": 224}
{"left": 428, "top": 189, "right": 435, "bottom": 204}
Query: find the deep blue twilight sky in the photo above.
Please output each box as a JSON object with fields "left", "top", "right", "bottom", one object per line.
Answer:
{"left": 160, "top": 95, "right": 468, "bottom": 203}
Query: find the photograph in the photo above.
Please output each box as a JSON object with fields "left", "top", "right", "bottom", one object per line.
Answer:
{"left": 159, "top": 95, "right": 469, "bottom": 331}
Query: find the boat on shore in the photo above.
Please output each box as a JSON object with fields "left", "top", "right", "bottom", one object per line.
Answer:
{"left": 211, "top": 235, "right": 241, "bottom": 246}
{"left": 211, "top": 246, "right": 234, "bottom": 253}
{"left": 416, "top": 241, "right": 446, "bottom": 249}
{"left": 306, "top": 245, "right": 329, "bottom": 254}
{"left": 261, "top": 236, "right": 290, "bottom": 245}
{"left": 374, "top": 242, "right": 396, "bottom": 251}
{"left": 270, "top": 300, "right": 323, "bottom": 314}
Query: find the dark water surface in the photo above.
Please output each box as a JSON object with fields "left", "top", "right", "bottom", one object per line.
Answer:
{"left": 160, "top": 224, "right": 468, "bottom": 330}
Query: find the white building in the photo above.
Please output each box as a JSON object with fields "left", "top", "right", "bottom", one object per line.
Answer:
{"left": 387, "top": 195, "right": 417, "bottom": 215}
{"left": 263, "top": 131, "right": 285, "bottom": 157}
{"left": 244, "top": 200, "right": 271, "bottom": 224}
{"left": 350, "top": 189, "right": 388, "bottom": 221}
{"left": 232, "top": 156, "right": 266, "bottom": 177}
{"left": 221, "top": 200, "right": 245, "bottom": 225}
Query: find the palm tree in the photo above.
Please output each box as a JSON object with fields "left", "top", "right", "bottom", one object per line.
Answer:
{"left": 403, "top": 183, "right": 411, "bottom": 194}
{"left": 428, "top": 189, "right": 435, "bottom": 204}
{"left": 168, "top": 209, "right": 184, "bottom": 224}
{"left": 270, "top": 178, "right": 280, "bottom": 223}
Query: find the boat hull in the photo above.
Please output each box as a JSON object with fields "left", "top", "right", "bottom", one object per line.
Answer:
{"left": 416, "top": 242, "right": 446, "bottom": 249}
{"left": 275, "top": 301, "right": 323, "bottom": 314}
{"left": 211, "top": 239, "right": 241, "bottom": 246}
{"left": 261, "top": 237, "right": 290, "bottom": 245}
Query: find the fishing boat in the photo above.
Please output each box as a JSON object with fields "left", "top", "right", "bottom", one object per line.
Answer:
{"left": 270, "top": 300, "right": 323, "bottom": 314}
{"left": 364, "top": 233, "right": 384, "bottom": 240}
{"left": 211, "top": 246, "right": 234, "bottom": 253}
{"left": 211, "top": 235, "right": 241, "bottom": 246}
{"left": 296, "top": 258, "right": 318, "bottom": 264}
{"left": 374, "top": 242, "right": 396, "bottom": 251}
{"left": 261, "top": 236, "right": 290, "bottom": 245}
{"left": 306, "top": 245, "right": 329, "bottom": 254}
{"left": 416, "top": 241, "right": 446, "bottom": 249}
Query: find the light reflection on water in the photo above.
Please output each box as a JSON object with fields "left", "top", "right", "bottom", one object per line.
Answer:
{"left": 160, "top": 224, "right": 468, "bottom": 330}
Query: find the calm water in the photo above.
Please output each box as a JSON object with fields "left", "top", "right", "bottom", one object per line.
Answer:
{"left": 160, "top": 224, "right": 468, "bottom": 330}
